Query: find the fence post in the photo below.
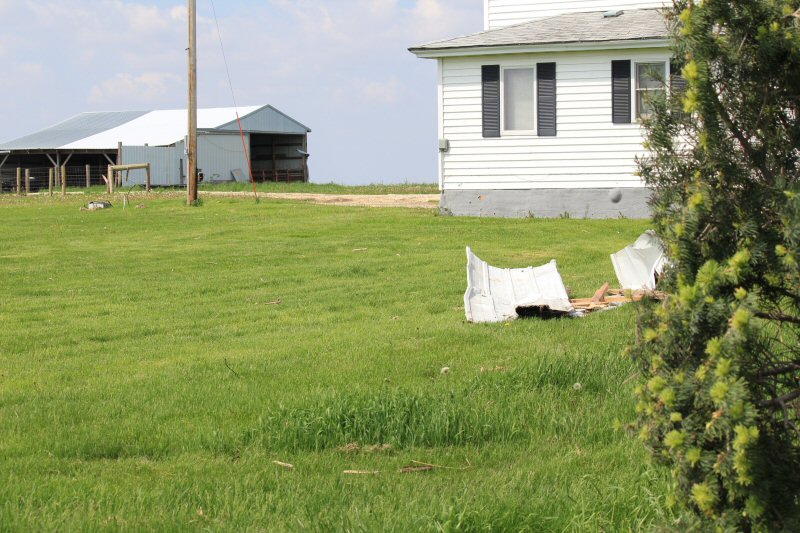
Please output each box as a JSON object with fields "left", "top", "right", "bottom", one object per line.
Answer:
{"left": 49, "top": 168, "right": 54, "bottom": 196}
{"left": 24, "top": 169, "right": 30, "bottom": 195}
{"left": 146, "top": 164, "right": 151, "bottom": 193}
{"left": 117, "top": 141, "right": 122, "bottom": 187}
{"left": 107, "top": 165, "right": 114, "bottom": 194}
{"left": 61, "top": 166, "right": 67, "bottom": 196}
{"left": 86, "top": 165, "right": 91, "bottom": 189}
{"left": 16, "top": 168, "right": 21, "bottom": 195}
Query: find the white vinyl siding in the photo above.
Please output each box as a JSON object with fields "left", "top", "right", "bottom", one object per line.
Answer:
{"left": 439, "top": 48, "right": 671, "bottom": 190}
{"left": 485, "top": 0, "right": 667, "bottom": 29}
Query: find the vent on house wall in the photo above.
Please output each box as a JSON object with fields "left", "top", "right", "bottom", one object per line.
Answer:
{"left": 603, "top": 10, "right": 624, "bottom": 18}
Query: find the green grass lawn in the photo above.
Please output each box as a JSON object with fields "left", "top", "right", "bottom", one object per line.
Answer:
{"left": 0, "top": 194, "right": 671, "bottom": 531}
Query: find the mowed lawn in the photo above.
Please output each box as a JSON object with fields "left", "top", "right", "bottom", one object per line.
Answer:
{"left": 0, "top": 194, "right": 672, "bottom": 531}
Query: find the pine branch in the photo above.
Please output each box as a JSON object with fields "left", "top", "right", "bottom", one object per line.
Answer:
{"left": 755, "top": 311, "right": 800, "bottom": 325}
{"left": 757, "top": 363, "right": 800, "bottom": 379}
{"left": 759, "top": 389, "right": 800, "bottom": 409}
{"left": 711, "top": 85, "right": 775, "bottom": 184}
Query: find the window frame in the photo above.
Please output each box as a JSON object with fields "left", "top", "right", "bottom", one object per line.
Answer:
{"left": 634, "top": 61, "right": 668, "bottom": 121}
{"left": 500, "top": 66, "right": 537, "bottom": 136}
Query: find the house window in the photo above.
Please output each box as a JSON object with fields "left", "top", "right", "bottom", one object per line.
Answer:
{"left": 503, "top": 68, "right": 535, "bottom": 132}
{"left": 636, "top": 62, "right": 666, "bottom": 119}
{"left": 482, "top": 64, "right": 556, "bottom": 137}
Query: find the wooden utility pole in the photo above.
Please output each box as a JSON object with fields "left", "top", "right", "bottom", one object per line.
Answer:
{"left": 187, "top": 0, "right": 198, "bottom": 205}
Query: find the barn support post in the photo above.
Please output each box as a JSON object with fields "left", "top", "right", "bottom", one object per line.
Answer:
{"left": 86, "top": 165, "right": 91, "bottom": 188}
{"left": 117, "top": 142, "right": 123, "bottom": 187}
{"left": 24, "top": 169, "right": 30, "bottom": 194}
{"left": 302, "top": 135, "right": 309, "bottom": 182}
{"left": 55, "top": 153, "right": 61, "bottom": 187}
{"left": 61, "top": 166, "right": 67, "bottom": 196}
{"left": 45, "top": 154, "right": 57, "bottom": 188}
{"left": 16, "top": 168, "right": 21, "bottom": 195}
{"left": 271, "top": 137, "right": 277, "bottom": 181}
{"left": 49, "top": 168, "right": 54, "bottom": 196}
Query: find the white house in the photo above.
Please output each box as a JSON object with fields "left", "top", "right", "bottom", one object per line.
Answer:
{"left": 410, "top": 1, "right": 675, "bottom": 218}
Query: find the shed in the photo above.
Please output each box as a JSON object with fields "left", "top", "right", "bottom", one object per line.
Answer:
{"left": 0, "top": 104, "right": 311, "bottom": 191}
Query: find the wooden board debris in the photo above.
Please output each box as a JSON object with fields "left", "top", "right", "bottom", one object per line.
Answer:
{"left": 570, "top": 288, "right": 665, "bottom": 314}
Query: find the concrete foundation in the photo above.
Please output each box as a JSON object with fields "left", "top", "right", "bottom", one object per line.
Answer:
{"left": 440, "top": 188, "right": 652, "bottom": 219}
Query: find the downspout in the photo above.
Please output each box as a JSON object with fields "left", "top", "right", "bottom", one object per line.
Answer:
{"left": 437, "top": 57, "right": 445, "bottom": 192}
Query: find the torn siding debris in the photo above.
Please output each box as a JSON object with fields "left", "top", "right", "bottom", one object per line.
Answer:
{"left": 464, "top": 247, "right": 575, "bottom": 323}
{"left": 464, "top": 232, "right": 667, "bottom": 323}
{"left": 610, "top": 231, "right": 666, "bottom": 291}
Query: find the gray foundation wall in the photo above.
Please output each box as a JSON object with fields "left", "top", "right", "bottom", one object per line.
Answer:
{"left": 440, "top": 188, "right": 652, "bottom": 219}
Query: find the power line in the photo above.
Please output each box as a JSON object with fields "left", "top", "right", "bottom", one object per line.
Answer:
{"left": 209, "top": 0, "right": 239, "bottom": 111}
{"left": 208, "top": 0, "right": 258, "bottom": 199}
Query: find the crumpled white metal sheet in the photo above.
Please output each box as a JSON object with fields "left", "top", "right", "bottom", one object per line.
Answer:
{"left": 464, "top": 247, "right": 574, "bottom": 323}
{"left": 610, "top": 231, "right": 666, "bottom": 291}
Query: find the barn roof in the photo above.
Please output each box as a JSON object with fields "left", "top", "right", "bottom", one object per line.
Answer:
{"left": 0, "top": 105, "right": 310, "bottom": 151}
{"left": 410, "top": 8, "right": 669, "bottom": 56}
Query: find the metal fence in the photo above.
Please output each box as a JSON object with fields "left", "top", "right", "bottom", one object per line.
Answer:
{"left": 0, "top": 164, "right": 307, "bottom": 193}
{"left": 0, "top": 165, "right": 111, "bottom": 193}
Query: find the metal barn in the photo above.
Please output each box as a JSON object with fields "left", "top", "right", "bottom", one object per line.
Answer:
{"left": 0, "top": 105, "right": 310, "bottom": 191}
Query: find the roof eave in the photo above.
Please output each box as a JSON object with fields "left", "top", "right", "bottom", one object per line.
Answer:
{"left": 410, "top": 38, "right": 670, "bottom": 59}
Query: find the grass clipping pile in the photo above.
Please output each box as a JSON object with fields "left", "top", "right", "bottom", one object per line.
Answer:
{"left": 465, "top": 232, "right": 666, "bottom": 323}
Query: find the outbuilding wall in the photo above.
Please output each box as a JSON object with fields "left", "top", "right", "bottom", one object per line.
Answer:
{"left": 198, "top": 133, "right": 251, "bottom": 183}
{"left": 484, "top": 0, "right": 666, "bottom": 29}
{"left": 121, "top": 133, "right": 251, "bottom": 186}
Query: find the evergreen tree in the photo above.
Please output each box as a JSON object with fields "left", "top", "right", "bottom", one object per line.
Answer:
{"left": 632, "top": 1, "right": 800, "bottom": 530}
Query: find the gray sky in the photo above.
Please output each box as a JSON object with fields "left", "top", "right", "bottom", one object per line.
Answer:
{"left": 0, "top": 0, "right": 482, "bottom": 184}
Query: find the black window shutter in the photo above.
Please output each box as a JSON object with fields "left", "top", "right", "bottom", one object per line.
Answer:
{"left": 670, "top": 60, "right": 689, "bottom": 117}
{"left": 611, "top": 60, "right": 631, "bottom": 124}
{"left": 537, "top": 62, "right": 556, "bottom": 136}
{"left": 670, "top": 60, "right": 688, "bottom": 94}
{"left": 482, "top": 65, "right": 501, "bottom": 138}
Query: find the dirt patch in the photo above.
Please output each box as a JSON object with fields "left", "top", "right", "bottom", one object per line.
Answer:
{"left": 202, "top": 191, "right": 440, "bottom": 209}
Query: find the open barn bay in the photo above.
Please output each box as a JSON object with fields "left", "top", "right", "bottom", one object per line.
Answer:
{"left": 0, "top": 194, "right": 671, "bottom": 531}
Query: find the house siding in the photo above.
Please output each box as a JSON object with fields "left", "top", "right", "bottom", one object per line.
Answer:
{"left": 439, "top": 48, "right": 671, "bottom": 191}
{"left": 485, "top": 0, "right": 666, "bottom": 29}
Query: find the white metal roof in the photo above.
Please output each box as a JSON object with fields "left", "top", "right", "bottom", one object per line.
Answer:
{"left": 0, "top": 104, "right": 311, "bottom": 151}
{"left": 62, "top": 106, "right": 261, "bottom": 149}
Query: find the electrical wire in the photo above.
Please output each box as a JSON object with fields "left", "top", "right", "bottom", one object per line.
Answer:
{"left": 208, "top": 0, "right": 258, "bottom": 199}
